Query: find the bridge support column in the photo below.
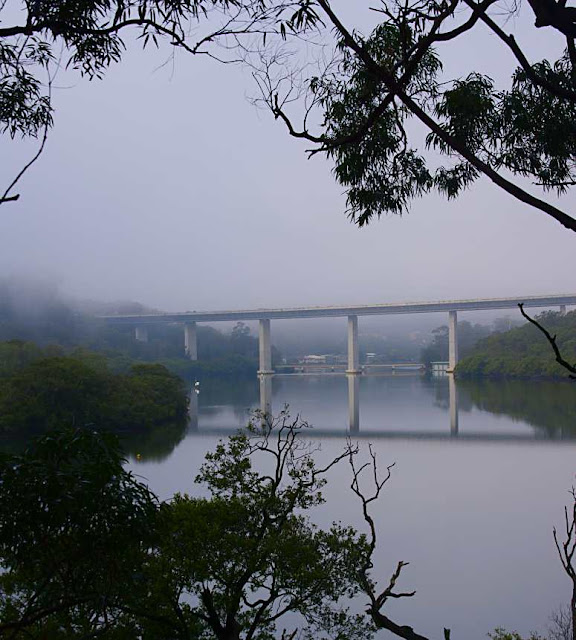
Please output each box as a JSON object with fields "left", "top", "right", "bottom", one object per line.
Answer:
{"left": 448, "top": 311, "right": 458, "bottom": 372}
{"left": 184, "top": 322, "right": 198, "bottom": 360}
{"left": 135, "top": 326, "right": 148, "bottom": 343}
{"left": 258, "top": 319, "right": 274, "bottom": 375}
{"left": 347, "top": 315, "right": 361, "bottom": 374}
{"left": 560, "top": 305, "right": 567, "bottom": 315}
{"left": 347, "top": 374, "right": 360, "bottom": 433}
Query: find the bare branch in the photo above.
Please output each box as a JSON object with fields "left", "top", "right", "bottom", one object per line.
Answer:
{"left": 347, "top": 444, "right": 445, "bottom": 640}
{"left": 553, "top": 487, "right": 576, "bottom": 640}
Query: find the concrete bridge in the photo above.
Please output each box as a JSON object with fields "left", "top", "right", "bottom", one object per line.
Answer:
{"left": 102, "top": 293, "right": 576, "bottom": 377}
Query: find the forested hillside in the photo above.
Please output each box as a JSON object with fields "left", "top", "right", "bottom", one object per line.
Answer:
{"left": 456, "top": 311, "right": 576, "bottom": 379}
{"left": 0, "top": 279, "right": 271, "bottom": 379}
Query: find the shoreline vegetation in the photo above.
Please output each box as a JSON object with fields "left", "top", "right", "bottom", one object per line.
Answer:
{"left": 0, "top": 341, "right": 189, "bottom": 437}
{"left": 456, "top": 310, "right": 576, "bottom": 380}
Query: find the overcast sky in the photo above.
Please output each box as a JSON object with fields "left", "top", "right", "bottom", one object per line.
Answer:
{"left": 1, "top": 2, "right": 575, "bottom": 314}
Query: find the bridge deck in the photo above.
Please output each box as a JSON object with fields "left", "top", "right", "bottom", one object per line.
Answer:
{"left": 101, "top": 294, "right": 576, "bottom": 324}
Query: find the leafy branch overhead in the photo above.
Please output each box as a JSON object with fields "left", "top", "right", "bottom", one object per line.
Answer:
{"left": 0, "top": 0, "right": 319, "bottom": 204}
{"left": 251, "top": 0, "right": 576, "bottom": 232}
{"left": 5, "top": 0, "right": 576, "bottom": 231}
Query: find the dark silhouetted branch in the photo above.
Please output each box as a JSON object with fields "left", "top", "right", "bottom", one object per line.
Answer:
{"left": 553, "top": 488, "right": 576, "bottom": 640}
{"left": 348, "top": 444, "right": 446, "bottom": 640}
{"left": 313, "top": 0, "right": 576, "bottom": 233}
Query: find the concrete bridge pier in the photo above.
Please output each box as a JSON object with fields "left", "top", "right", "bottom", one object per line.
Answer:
{"left": 135, "top": 326, "right": 149, "bottom": 343}
{"left": 184, "top": 322, "right": 198, "bottom": 360}
{"left": 347, "top": 373, "right": 360, "bottom": 433}
{"left": 258, "top": 319, "right": 274, "bottom": 375}
{"left": 448, "top": 310, "right": 459, "bottom": 372}
{"left": 346, "top": 315, "right": 361, "bottom": 374}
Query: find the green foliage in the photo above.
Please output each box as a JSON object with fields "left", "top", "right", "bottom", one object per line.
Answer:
{"left": 0, "top": 415, "right": 379, "bottom": 639}
{"left": 128, "top": 413, "right": 375, "bottom": 639}
{"left": 0, "top": 350, "right": 188, "bottom": 435}
{"left": 0, "top": 1, "right": 320, "bottom": 160}
{"left": 245, "top": 0, "right": 576, "bottom": 230}
{"left": 0, "top": 428, "right": 158, "bottom": 638}
{"left": 163, "top": 353, "right": 259, "bottom": 379}
{"left": 0, "top": 37, "right": 53, "bottom": 139}
{"left": 489, "top": 628, "right": 545, "bottom": 640}
{"left": 421, "top": 320, "right": 494, "bottom": 366}
{"left": 315, "top": 24, "right": 440, "bottom": 224}
{"left": 320, "top": 28, "right": 576, "bottom": 225}
{"left": 0, "top": 339, "right": 56, "bottom": 377}
{"left": 456, "top": 311, "right": 576, "bottom": 379}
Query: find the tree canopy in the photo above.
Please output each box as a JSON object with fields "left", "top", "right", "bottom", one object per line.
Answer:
{"left": 0, "top": 414, "right": 416, "bottom": 640}
{"left": 0, "top": 0, "right": 314, "bottom": 203}
{"left": 456, "top": 309, "right": 576, "bottom": 378}
{"left": 0, "top": 347, "right": 189, "bottom": 435}
{"left": 249, "top": 0, "right": 576, "bottom": 232}
{"left": 6, "top": 0, "right": 576, "bottom": 232}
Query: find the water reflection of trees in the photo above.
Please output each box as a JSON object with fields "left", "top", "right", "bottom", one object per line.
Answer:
{"left": 459, "top": 379, "right": 576, "bottom": 437}
{"left": 120, "top": 419, "right": 189, "bottom": 462}
{"left": 420, "top": 375, "right": 474, "bottom": 412}
{"left": 0, "top": 419, "right": 191, "bottom": 463}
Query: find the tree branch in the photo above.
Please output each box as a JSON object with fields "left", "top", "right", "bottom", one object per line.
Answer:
{"left": 347, "top": 444, "right": 444, "bottom": 640}
{"left": 552, "top": 487, "right": 576, "bottom": 640}
{"left": 461, "top": 0, "right": 576, "bottom": 102}
{"left": 315, "top": 0, "right": 576, "bottom": 233}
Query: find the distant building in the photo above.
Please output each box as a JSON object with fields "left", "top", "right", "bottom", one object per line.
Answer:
{"left": 303, "top": 354, "right": 328, "bottom": 364}
{"left": 301, "top": 354, "right": 342, "bottom": 365}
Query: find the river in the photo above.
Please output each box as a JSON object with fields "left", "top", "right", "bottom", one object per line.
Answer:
{"left": 126, "top": 373, "right": 576, "bottom": 640}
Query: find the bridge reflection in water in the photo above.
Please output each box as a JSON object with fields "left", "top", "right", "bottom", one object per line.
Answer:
{"left": 188, "top": 373, "right": 575, "bottom": 442}
{"left": 264, "top": 372, "right": 459, "bottom": 437}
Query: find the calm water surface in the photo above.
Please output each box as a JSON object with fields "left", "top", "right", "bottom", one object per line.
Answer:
{"left": 128, "top": 375, "right": 576, "bottom": 640}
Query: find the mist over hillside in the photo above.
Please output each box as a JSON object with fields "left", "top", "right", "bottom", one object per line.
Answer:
{"left": 0, "top": 277, "right": 532, "bottom": 365}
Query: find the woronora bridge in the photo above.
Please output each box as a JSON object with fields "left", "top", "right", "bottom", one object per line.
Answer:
{"left": 101, "top": 294, "right": 576, "bottom": 375}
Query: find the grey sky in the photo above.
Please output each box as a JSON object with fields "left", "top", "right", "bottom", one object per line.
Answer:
{"left": 1, "top": 3, "right": 575, "bottom": 313}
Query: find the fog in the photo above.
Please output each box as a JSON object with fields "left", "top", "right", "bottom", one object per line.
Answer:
{"left": 1, "top": 3, "right": 575, "bottom": 315}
